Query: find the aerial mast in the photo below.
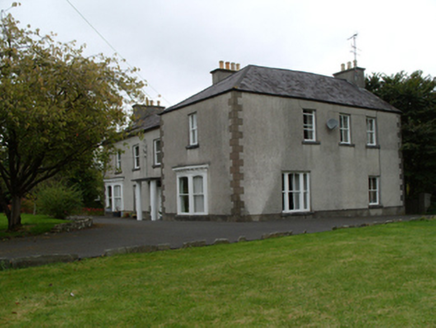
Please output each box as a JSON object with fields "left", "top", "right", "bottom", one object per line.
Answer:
{"left": 348, "top": 33, "right": 358, "bottom": 67}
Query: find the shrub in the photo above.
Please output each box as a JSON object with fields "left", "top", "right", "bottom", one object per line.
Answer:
{"left": 36, "top": 182, "right": 83, "bottom": 219}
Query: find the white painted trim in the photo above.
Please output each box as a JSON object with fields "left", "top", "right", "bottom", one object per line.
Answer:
{"left": 188, "top": 112, "right": 198, "bottom": 146}
{"left": 173, "top": 164, "right": 209, "bottom": 172}
{"left": 153, "top": 138, "right": 161, "bottom": 166}
{"left": 369, "top": 176, "right": 380, "bottom": 205}
{"left": 150, "top": 180, "right": 158, "bottom": 221}
{"left": 104, "top": 177, "right": 125, "bottom": 183}
{"left": 174, "top": 166, "right": 208, "bottom": 215}
{"left": 135, "top": 182, "right": 143, "bottom": 221}
{"left": 366, "top": 117, "right": 377, "bottom": 146}
{"left": 104, "top": 181, "right": 124, "bottom": 212}
{"left": 339, "top": 114, "right": 351, "bottom": 144}
{"left": 303, "top": 109, "right": 316, "bottom": 141}
{"left": 282, "top": 172, "right": 311, "bottom": 213}
{"left": 133, "top": 144, "right": 140, "bottom": 169}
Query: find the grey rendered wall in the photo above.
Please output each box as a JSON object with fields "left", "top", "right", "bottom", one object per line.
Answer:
{"left": 105, "top": 128, "right": 161, "bottom": 215}
{"left": 161, "top": 93, "right": 233, "bottom": 219}
{"left": 240, "top": 93, "right": 403, "bottom": 218}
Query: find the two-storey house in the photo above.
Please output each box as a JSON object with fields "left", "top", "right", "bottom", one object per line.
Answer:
{"left": 105, "top": 61, "right": 404, "bottom": 221}
{"left": 160, "top": 62, "right": 404, "bottom": 221}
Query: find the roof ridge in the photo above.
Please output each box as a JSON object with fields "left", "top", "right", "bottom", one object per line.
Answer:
{"left": 233, "top": 65, "right": 253, "bottom": 89}
{"left": 163, "top": 64, "right": 400, "bottom": 114}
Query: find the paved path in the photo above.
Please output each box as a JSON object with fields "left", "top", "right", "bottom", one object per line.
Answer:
{"left": 0, "top": 215, "right": 419, "bottom": 260}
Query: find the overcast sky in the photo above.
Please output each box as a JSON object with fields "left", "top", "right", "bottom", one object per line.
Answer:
{"left": 3, "top": 0, "right": 435, "bottom": 107}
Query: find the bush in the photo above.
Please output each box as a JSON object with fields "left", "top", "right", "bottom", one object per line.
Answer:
{"left": 36, "top": 182, "right": 83, "bottom": 219}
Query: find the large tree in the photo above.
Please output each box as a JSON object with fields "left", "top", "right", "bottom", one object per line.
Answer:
{"left": 0, "top": 14, "right": 144, "bottom": 230}
{"left": 366, "top": 71, "right": 436, "bottom": 200}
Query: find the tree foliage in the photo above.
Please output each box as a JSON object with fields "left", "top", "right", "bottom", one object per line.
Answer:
{"left": 0, "top": 14, "right": 144, "bottom": 229}
{"left": 366, "top": 71, "right": 436, "bottom": 198}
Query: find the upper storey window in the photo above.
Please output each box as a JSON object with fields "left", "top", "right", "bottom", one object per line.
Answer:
{"left": 366, "top": 117, "right": 377, "bottom": 146}
{"left": 189, "top": 112, "right": 198, "bottom": 146}
{"left": 303, "top": 109, "right": 316, "bottom": 141}
{"left": 339, "top": 114, "right": 351, "bottom": 144}
{"left": 133, "top": 145, "right": 140, "bottom": 169}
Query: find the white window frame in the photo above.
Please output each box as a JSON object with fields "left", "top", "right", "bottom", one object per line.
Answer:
{"left": 366, "top": 117, "right": 377, "bottom": 146}
{"left": 303, "top": 109, "right": 316, "bottom": 141}
{"left": 105, "top": 179, "right": 124, "bottom": 212}
{"left": 174, "top": 165, "right": 208, "bottom": 215}
{"left": 115, "top": 151, "right": 122, "bottom": 172}
{"left": 369, "top": 176, "right": 380, "bottom": 206}
{"left": 339, "top": 114, "right": 351, "bottom": 144}
{"left": 282, "top": 172, "right": 310, "bottom": 213}
{"left": 188, "top": 112, "right": 198, "bottom": 146}
{"left": 153, "top": 138, "right": 161, "bottom": 166}
{"left": 133, "top": 144, "right": 140, "bottom": 169}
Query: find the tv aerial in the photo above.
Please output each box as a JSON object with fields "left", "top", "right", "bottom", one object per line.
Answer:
{"left": 348, "top": 33, "right": 359, "bottom": 66}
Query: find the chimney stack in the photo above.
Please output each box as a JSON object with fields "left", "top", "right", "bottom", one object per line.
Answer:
{"left": 333, "top": 62, "right": 366, "bottom": 88}
{"left": 210, "top": 60, "right": 241, "bottom": 85}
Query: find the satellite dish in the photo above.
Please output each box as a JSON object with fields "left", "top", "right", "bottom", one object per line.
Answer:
{"left": 326, "top": 118, "right": 338, "bottom": 130}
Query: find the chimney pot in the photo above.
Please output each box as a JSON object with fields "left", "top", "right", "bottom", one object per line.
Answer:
{"left": 231, "top": 62, "right": 236, "bottom": 71}
{"left": 236, "top": 63, "right": 240, "bottom": 71}
{"left": 146, "top": 97, "right": 149, "bottom": 106}
{"left": 341, "top": 63, "right": 345, "bottom": 71}
{"left": 347, "top": 61, "right": 352, "bottom": 69}
{"left": 219, "top": 60, "right": 224, "bottom": 69}
{"left": 157, "top": 100, "right": 160, "bottom": 106}
{"left": 353, "top": 60, "right": 357, "bottom": 68}
{"left": 225, "top": 61, "right": 230, "bottom": 70}
{"left": 150, "top": 100, "right": 154, "bottom": 106}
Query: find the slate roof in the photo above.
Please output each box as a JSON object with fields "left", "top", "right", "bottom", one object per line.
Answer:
{"left": 126, "top": 105, "right": 163, "bottom": 135}
{"left": 163, "top": 65, "right": 400, "bottom": 113}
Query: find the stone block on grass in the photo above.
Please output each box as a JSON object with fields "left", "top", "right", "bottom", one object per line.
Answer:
{"left": 213, "top": 238, "right": 230, "bottom": 245}
{"left": 10, "top": 254, "right": 79, "bottom": 269}
{"left": 261, "top": 231, "right": 292, "bottom": 239}
{"left": 182, "top": 240, "right": 207, "bottom": 248}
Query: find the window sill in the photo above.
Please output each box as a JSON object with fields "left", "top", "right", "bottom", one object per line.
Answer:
{"left": 115, "top": 171, "right": 123, "bottom": 175}
{"left": 152, "top": 164, "right": 161, "bottom": 168}
{"left": 369, "top": 204, "right": 383, "bottom": 209}
{"left": 186, "top": 144, "right": 199, "bottom": 150}
{"left": 132, "top": 168, "right": 140, "bottom": 171}
{"left": 366, "top": 145, "right": 380, "bottom": 149}
{"left": 302, "top": 141, "right": 320, "bottom": 145}
{"left": 339, "top": 143, "right": 355, "bottom": 147}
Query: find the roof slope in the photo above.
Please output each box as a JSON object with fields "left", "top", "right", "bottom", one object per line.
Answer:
{"left": 127, "top": 105, "right": 163, "bottom": 135}
{"left": 164, "top": 65, "right": 399, "bottom": 113}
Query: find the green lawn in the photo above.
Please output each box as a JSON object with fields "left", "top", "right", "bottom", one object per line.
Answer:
{"left": 0, "top": 214, "right": 67, "bottom": 239}
{"left": 1, "top": 219, "right": 436, "bottom": 327}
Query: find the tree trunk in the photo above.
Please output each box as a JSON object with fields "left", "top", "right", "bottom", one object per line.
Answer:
{"left": 8, "top": 196, "right": 22, "bottom": 231}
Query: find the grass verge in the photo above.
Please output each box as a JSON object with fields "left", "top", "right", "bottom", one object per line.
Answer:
{"left": 1, "top": 219, "right": 436, "bottom": 327}
{"left": 0, "top": 214, "right": 67, "bottom": 239}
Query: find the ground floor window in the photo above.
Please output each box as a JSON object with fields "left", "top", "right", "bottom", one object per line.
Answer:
{"left": 174, "top": 165, "right": 208, "bottom": 215}
{"left": 369, "top": 176, "right": 379, "bottom": 205}
{"left": 282, "top": 172, "right": 310, "bottom": 212}
{"left": 105, "top": 181, "right": 124, "bottom": 212}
